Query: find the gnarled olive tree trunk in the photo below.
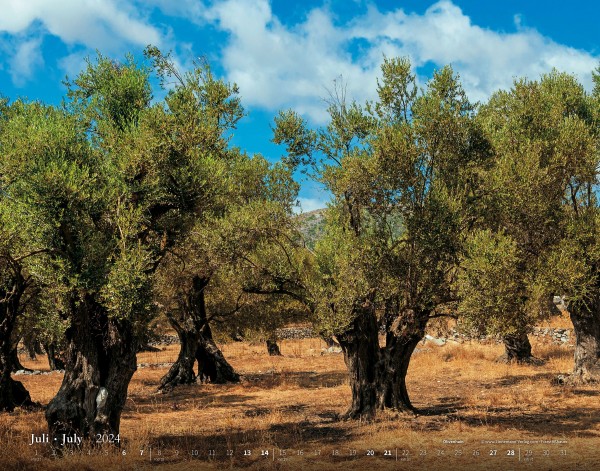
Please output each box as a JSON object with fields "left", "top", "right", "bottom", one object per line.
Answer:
{"left": 43, "top": 342, "right": 65, "bottom": 371}
{"left": 24, "top": 333, "right": 42, "bottom": 361}
{"left": 376, "top": 309, "right": 426, "bottom": 413}
{"left": 159, "top": 276, "right": 238, "bottom": 391}
{"left": 336, "top": 307, "right": 380, "bottom": 420}
{"left": 498, "top": 332, "right": 534, "bottom": 364}
{"left": 0, "top": 273, "right": 33, "bottom": 412}
{"left": 567, "top": 299, "right": 600, "bottom": 384}
{"left": 45, "top": 295, "right": 137, "bottom": 444}
{"left": 196, "top": 320, "right": 239, "bottom": 384}
{"left": 266, "top": 338, "right": 282, "bottom": 356}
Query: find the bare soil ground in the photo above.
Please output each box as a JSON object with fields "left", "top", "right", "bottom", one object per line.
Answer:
{"left": 1, "top": 314, "right": 597, "bottom": 470}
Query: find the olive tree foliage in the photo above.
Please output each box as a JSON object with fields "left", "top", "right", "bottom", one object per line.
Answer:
{"left": 456, "top": 71, "right": 597, "bottom": 368}
{"left": 535, "top": 68, "right": 600, "bottom": 383}
{"left": 0, "top": 99, "right": 80, "bottom": 411}
{"left": 0, "top": 199, "right": 42, "bottom": 410}
{"left": 272, "top": 58, "right": 489, "bottom": 419}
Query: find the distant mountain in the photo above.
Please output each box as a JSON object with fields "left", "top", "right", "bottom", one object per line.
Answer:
{"left": 295, "top": 207, "right": 405, "bottom": 249}
{"left": 296, "top": 208, "right": 327, "bottom": 249}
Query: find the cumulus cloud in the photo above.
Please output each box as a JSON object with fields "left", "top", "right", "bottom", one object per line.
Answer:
{"left": 349, "top": 1, "right": 598, "bottom": 103}
{"left": 202, "top": 0, "right": 600, "bottom": 122}
{"left": 9, "top": 37, "right": 44, "bottom": 86}
{"left": 0, "top": 0, "right": 161, "bottom": 50}
{"left": 205, "top": 0, "right": 382, "bottom": 123}
{"left": 0, "top": 0, "right": 598, "bottom": 119}
{"left": 0, "top": 0, "right": 164, "bottom": 85}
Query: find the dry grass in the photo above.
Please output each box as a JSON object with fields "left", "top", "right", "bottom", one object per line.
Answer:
{"left": 1, "top": 334, "right": 598, "bottom": 470}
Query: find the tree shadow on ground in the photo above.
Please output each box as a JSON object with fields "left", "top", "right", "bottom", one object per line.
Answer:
{"left": 127, "top": 366, "right": 600, "bottom": 449}
{"left": 416, "top": 380, "right": 600, "bottom": 437}
{"left": 148, "top": 423, "right": 352, "bottom": 467}
{"left": 242, "top": 371, "right": 347, "bottom": 389}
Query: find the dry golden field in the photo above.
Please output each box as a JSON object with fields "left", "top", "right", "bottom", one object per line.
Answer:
{"left": 1, "top": 313, "right": 598, "bottom": 471}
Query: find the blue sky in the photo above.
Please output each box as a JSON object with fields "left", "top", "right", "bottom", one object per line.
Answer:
{"left": 1, "top": 0, "right": 599, "bottom": 211}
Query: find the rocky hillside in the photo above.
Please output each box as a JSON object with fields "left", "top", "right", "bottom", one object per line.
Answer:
{"left": 296, "top": 208, "right": 327, "bottom": 249}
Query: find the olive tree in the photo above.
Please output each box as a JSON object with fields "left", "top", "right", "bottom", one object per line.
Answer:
{"left": 458, "top": 71, "right": 596, "bottom": 367}
{"left": 1, "top": 47, "right": 252, "bottom": 442}
{"left": 273, "top": 58, "right": 488, "bottom": 418}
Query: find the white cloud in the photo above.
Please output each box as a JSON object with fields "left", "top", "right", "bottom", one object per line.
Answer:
{"left": 0, "top": 0, "right": 165, "bottom": 85}
{"left": 58, "top": 51, "right": 89, "bottom": 80}
{"left": 0, "top": 0, "right": 598, "bottom": 119}
{"left": 9, "top": 37, "right": 44, "bottom": 86}
{"left": 204, "top": 0, "right": 382, "bottom": 123}
{"left": 141, "top": 0, "right": 206, "bottom": 22}
{"left": 201, "top": 0, "right": 600, "bottom": 122}
{"left": 348, "top": 1, "right": 598, "bottom": 103}
{"left": 0, "top": 0, "right": 162, "bottom": 50}
{"left": 295, "top": 197, "right": 328, "bottom": 214}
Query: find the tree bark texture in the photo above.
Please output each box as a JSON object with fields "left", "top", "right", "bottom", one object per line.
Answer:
{"left": 336, "top": 307, "right": 380, "bottom": 420}
{"left": 43, "top": 342, "right": 65, "bottom": 371}
{"left": 196, "top": 327, "right": 240, "bottom": 384}
{"left": 24, "top": 333, "right": 42, "bottom": 361}
{"left": 45, "top": 295, "right": 137, "bottom": 444}
{"left": 376, "top": 309, "right": 426, "bottom": 413}
{"left": 159, "top": 328, "right": 199, "bottom": 390}
{"left": 568, "top": 299, "right": 600, "bottom": 383}
{"left": 9, "top": 342, "right": 30, "bottom": 373}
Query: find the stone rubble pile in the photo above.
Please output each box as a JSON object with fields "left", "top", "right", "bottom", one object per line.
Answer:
{"left": 530, "top": 327, "right": 571, "bottom": 344}
{"left": 14, "top": 369, "right": 64, "bottom": 375}
{"left": 275, "top": 326, "right": 316, "bottom": 340}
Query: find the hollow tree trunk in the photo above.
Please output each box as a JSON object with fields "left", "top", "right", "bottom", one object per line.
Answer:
{"left": 497, "top": 332, "right": 534, "bottom": 363}
{"left": 376, "top": 309, "right": 426, "bottom": 413}
{"left": 266, "top": 339, "right": 282, "bottom": 356}
{"left": 159, "top": 276, "right": 239, "bottom": 391}
{"left": 43, "top": 342, "right": 65, "bottom": 371}
{"left": 45, "top": 295, "right": 137, "bottom": 444}
{"left": 0, "top": 275, "right": 33, "bottom": 412}
{"left": 196, "top": 318, "right": 239, "bottom": 383}
{"left": 568, "top": 300, "right": 600, "bottom": 384}
{"left": 336, "top": 307, "right": 380, "bottom": 420}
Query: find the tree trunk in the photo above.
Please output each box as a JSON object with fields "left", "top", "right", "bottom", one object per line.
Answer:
{"left": 45, "top": 295, "right": 137, "bottom": 445}
{"left": 159, "top": 328, "right": 199, "bottom": 391}
{"left": 0, "top": 346, "right": 32, "bottom": 412}
{"left": 43, "top": 342, "right": 65, "bottom": 371}
{"left": 9, "top": 343, "right": 30, "bottom": 372}
{"left": 0, "top": 274, "right": 33, "bottom": 412}
{"left": 376, "top": 309, "right": 426, "bottom": 413}
{"left": 266, "top": 339, "right": 282, "bottom": 356}
{"left": 567, "top": 300, "right": 600, "bottom": 383}
{"left": 196, "top": 320, "right": 239, "bottom": 384}
{"left": 337, "top": 307, "right": 380, "bottom": 420}
{"left": 159, "top": 276, "right": 239, "bottom": 391}
{"left": 497, "top": 332, "right": 535, "bottom": 363}
{"left": 24, "top": 333, "right": 42, "bottom": 361}
{"left": 136, "top": 328, "right": 160, "bottom": 352}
